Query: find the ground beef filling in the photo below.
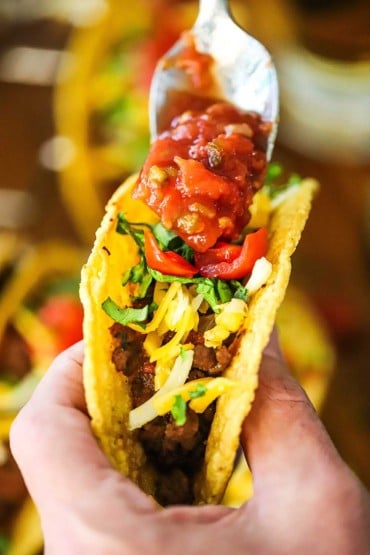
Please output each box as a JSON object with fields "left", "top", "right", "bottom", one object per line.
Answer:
{"left": 110, "top": 322, "right": 234, "bottom": 505}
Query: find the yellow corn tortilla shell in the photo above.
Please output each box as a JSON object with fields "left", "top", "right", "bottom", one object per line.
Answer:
{"left": 81, "top": 174, "right": 318, "bottom": 504}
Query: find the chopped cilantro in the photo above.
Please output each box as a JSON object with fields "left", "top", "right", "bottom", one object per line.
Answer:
{"left": 131, "top": 259, "right": 147, "bottom": 283}
{"left": 122, "top": 258, "right": 153, "bottom": 300}
{"left": 151, "top": 222, "right": 194, "bottom": 262}
{"left": 149, "top": 302, "right": 158, "bottom": 315}
{"left": 189, "top": 383, "right": 207, "bottom": 399}
{"left": 121, "top": 268, "right": 132, "bottom": 286}
{"left": 102, "top": 297, "right": 157, "bottom": 326}
{"left": 171, "top": 395, "right": 187, "bottom": 426}
{"left": 147, "top": 267, "right": 223, "bottom": 308}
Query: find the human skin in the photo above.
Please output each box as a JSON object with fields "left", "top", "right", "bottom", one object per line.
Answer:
{"left": 10, "top": 338, "right": 370, "bottom": 555}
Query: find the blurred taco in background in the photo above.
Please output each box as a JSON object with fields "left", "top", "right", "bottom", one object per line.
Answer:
{"left": 0, "top": 238, "right": 85, "bottom": 549}
{"left": 277, "top": 285, "right": 335, "bottom": 411}
{"left": 4, "top": 497, "right": 42, "bottom": 555}
{"left": 81, "top": 97, "right": 319, "bottom": 505}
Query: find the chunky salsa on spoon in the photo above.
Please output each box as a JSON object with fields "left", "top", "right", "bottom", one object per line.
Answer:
{"left": 135, "top": 101, "right": 270, "bottom": 252}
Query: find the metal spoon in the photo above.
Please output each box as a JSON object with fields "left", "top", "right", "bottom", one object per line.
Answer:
{"left": 149, "top": 0, "right": 279, "bottom": 160}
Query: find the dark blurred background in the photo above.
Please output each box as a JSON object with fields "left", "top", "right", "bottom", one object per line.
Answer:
{"left": 0, "top": 0, "right": 369, "bottom": 551}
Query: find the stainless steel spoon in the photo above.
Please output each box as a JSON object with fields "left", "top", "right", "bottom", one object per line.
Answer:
{"left": 149, "top": 0, "right": 279, "bottom": 160}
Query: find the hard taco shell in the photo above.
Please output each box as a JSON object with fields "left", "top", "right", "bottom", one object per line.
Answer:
{"left": 80, "top": 173, "right": 318, "bottom": 504}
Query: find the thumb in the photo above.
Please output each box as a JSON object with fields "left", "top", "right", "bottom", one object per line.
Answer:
{"left": 240, "top": 329, "right": 340, "bottom": 494}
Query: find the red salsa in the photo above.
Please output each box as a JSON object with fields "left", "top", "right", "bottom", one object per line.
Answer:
{"left": 133, "top": 102, "right": 271, "bottom": 252}
{"left": 166, "top": 31, "right": 214, "bottom": 90}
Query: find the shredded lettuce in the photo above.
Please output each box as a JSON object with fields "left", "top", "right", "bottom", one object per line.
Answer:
{"left": 116, "top": 213, "right": 146, "bottom": 250}
{"left": 195, "top": 279, "right": 221, "bottom": 312}
{"left": 216, "top": 279, "right": 233, "bottom": 303}
{"left": 117, "top": 214, "right": 195, "bottom": 261}
{"left": 102, "top": 297, "right": 157, "bottom": 326}
{"left": 116, "top": 214, "right": 246, "bottom": 311}
{"left": 230, "top": 280, "right": 248, "bottom": 301}
{"left": 150, "top": 222, "right": 178, "bottom": 249}
{"left": 122, "top": 258, "right": 146, "bottom": 285}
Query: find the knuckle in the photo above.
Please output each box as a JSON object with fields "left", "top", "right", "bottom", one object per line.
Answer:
{"left": 261, "top": 357, "right": 311, "bottom": 405}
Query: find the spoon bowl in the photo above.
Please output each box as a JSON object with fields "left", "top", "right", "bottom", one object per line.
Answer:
{"left": 149, "top": 0, "right": 279, "bottom": 159}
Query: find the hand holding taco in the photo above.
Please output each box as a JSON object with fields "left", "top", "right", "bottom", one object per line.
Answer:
{"left": 10, "top": 337, "right": 370, "bottom": 554}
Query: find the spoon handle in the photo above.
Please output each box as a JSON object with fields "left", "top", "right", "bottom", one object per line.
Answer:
{"left": 196, "top": 0, "right": 230, "bottom": 23}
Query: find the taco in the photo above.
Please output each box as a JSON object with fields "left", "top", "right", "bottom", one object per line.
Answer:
{"left": 81, "top": 101, "right": 318, "bottom": 506}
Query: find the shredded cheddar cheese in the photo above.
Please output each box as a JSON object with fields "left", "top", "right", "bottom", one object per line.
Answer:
{"left": 129, "top": 349, "right": 194, "bottom": 430}
{"left": 126, "top": 243, "right": 271, "bottom": 429}
{"left": 128, "top": 281, "right": 181, "bottom": 333}
{"left": 153, "top": 377, "right": 237, "bottom": 415}
{"left": 205, "top": 298, "right": 247, "bottom": 348}
{"left": 248, "top": 190, "right": 271, "bottom": 228}
{"left": 154, "top": 360, "right": 173, "bottom": 390}
{"left": 144, "top": 331, "right": 162, "bottom": 358}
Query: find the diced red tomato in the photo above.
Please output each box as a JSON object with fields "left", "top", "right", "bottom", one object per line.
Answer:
{"left": 194, "top": 242, "right": 242, "bottom": 267}
{"left": 175, "top": 157, "right": 231, "bottom": 200}
{"left": 172, "top": 31, "right": 213, "bottom": 89}
{"left": 195, "top": 227, "right": 268, "bottom": 280}
{"left": 144, "top": 229, "right": 197, "bottom": 278}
